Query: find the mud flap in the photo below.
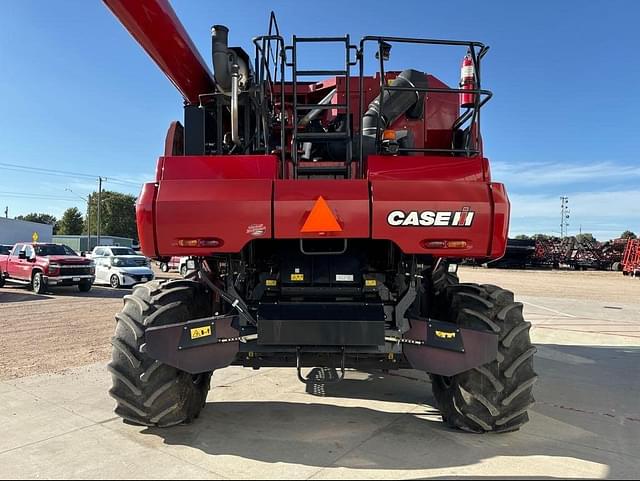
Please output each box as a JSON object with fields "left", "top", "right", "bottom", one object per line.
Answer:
{"left": 403, "top": 318, "right": 498, "bottom": 377}
{"left": 145, "top": 315, "right": 239, "bottom": 374}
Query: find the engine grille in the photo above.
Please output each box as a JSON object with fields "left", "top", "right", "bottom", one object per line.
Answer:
{"left": 59, "top": 265, "right": 92, "bottom": 276}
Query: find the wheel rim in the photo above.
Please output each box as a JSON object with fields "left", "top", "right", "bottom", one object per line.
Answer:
{"left": 111, "top": 276, "right": 119, "bottom": 288}
{"left": 33, "top": 275, "right": 40, "bottom": 291}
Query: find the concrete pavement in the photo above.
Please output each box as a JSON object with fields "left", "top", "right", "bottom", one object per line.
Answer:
{"left": 0, "top": 295, "right": 639, "bottom": 479}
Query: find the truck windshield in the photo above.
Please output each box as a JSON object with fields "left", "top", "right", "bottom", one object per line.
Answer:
{"left": 34, "top": 244, "right": 77, "bottom": 256}
{"left": 112, "top": 256, "right": 144, "bottom": 267}
{"left": 111, "top": 247, "right": 136, "bottom": 256}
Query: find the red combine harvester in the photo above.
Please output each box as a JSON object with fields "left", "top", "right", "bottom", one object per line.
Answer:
{"left": 622, "top": 239, "right": 640, "bottom": 276}
{"left": 104, "top": 0, "right": 536, "bottom": 433}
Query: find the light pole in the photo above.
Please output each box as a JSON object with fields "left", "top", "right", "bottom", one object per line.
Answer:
{"left": 560, "top": 196, "right": 570, "bottom": 239}
{"left": 65, "top": 188, "right": 92, "bottom": 251}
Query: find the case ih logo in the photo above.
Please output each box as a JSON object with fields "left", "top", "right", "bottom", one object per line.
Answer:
{"left": 387, "top": 208, "right": 475, "bottom": 227}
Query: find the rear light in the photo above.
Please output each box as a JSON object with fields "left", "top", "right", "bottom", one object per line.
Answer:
{"left": 421, "top": 240, "right": 469, "bottom": 250}
{"left": 177, "top": 238, "right": 223, "bottom": 248}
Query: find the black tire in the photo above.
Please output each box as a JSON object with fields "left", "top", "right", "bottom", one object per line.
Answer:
{"left": 431, "top": 260, "right": 459, "bottom": 295}
{"left": 431, "top": 283, "right": 537, "bottom": 433}
{"left": 0, "top": 275, "right": 5, "bottom": 288}
{"left": 78, "top": 280, "right": 92, "bottom": 292}
{"left": 32, "top": 271, "right": 46, "bottom": 294}
{"left": 160, "top": 263, "right": 169, "bottom": 273}
{"left": 110, "top": 274, "right": 121, "bottom": 289}
{"left": 180, "top": 265, "right": 188, "bottom": 277}
{"left": 108, "top": 279, "right": 213, "bottom": 427}
{"left": 612, "top": 262, "right": 621, "bottom": 272}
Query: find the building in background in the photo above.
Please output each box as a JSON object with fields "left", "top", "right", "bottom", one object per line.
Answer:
{"left": 0, "top": 218, "right": 53, "bottom": 245}
{"left": 52, "top": 235, "right": 134, "bottom": 253}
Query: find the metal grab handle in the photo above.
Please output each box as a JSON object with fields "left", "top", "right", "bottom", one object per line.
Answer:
{"left": 296, "top": 348, "right": 346, "bottom": 385}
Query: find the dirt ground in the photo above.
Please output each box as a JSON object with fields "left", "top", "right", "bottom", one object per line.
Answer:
{"left": 0, "top": 266, "right": 178, "bottom": 381}
{"left": 0, "top": 266, "right": 637, "bottom": 381}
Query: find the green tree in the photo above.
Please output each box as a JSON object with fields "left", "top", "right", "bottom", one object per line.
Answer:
{"left": 58, "top": 207, "right": 85, "bottom": 235}
{"left": 621, "top": 230, "right": 637, "bottom": 240}
{"left": 575, "top": 233, "right": 596, "bottom": 244}
{"left": 514, "top": 234, "right": 531, "bottom": 240}
{"left": 16, "top": 213, "right": 59, "bottom": 234}
{"left": 86, "top": 191, "right": 137, "bottom": 239}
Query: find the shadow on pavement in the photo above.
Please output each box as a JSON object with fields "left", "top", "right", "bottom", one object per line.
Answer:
{"left": 139, "top": 344, "right": 638, "bottom": 477}
{"left": 46, "top": 286, "right": 129, "bottom": 299}
{"left": 0, "top": 288, "right": 52, "bottom": 302}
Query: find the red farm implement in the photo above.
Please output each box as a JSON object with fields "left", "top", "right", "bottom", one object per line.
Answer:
{"left": 622, "top": 239, "right": 640, "bottom": 276}
{"left": 102, "top": 0, "right": 536, "bottom": 433}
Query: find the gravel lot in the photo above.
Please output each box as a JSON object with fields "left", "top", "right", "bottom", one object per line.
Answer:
{"left": 0, "top": 266, "right": 636, "bottom": 381}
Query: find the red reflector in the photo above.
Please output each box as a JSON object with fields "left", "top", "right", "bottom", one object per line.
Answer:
{"left": 423, "top": 240, "right": 447, "bottom": 249}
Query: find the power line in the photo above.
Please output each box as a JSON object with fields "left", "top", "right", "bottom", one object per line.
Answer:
{"left": 0, "top": 191, "right": 80, "bottom": 201}
{"left": 0, "top": 162, "right": 142, "bottom": 187}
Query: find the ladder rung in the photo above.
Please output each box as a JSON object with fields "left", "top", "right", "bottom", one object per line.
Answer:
{"left": 295, "top": 70, "right": 348, "bottom": 77}
{"left": 294, "top": 37, "right": 348, "bottom": 43}
{"left": 297, "top": 104, "right": 348, "bottom": 110}
{"left": 297, "top": 166, "right": 348, "bottom": 175}
{"left": 296, "top": 132, "right": 351, "bottom": 141}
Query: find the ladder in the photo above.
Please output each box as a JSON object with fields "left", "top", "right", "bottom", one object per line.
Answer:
{"left": 290, "top": 36, "right": 354, "bottom": 179}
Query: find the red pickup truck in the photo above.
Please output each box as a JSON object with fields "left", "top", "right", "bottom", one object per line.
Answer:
{"left": 0, "top": 243, "right": 95, "bottom": 293}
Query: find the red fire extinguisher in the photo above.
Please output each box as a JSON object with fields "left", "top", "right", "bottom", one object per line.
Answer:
{"left": 460, "top": 52, "right": 476, "bottom": 108}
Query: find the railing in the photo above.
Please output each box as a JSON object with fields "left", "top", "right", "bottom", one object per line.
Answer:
{"left": 358, "top": 36, "right": 493, "bottom": 166}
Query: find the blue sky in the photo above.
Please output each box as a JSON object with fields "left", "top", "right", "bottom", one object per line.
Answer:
{"left": 1, "top": 0, "right": 638, "bottom": 240}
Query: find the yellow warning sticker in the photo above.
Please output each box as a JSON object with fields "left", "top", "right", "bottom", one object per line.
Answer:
{"left": 435, "top": 330, "right": 456, "bottom": 340}
{"left": 290, "top": 273, "right": 304, "bottom": 281}
{"left": 191, "top": 326, "right": 212, "bottom": 340}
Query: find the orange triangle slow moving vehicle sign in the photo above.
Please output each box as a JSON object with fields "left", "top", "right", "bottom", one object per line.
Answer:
{"left": 301, "top": 196, "right": 343, "bottom": 233}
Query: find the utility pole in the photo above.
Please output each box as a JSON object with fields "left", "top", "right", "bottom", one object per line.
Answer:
{"left": 3, "top": 206, "right": 7, "bottom": 218}
{"left": 65, "top": 188, "right": 91, "bottom": 251}
{"left": 97, "top": 177, "right": 106, "bottom": 246}
{"left": 560, "top": 196, "right": 570, "bottom": 238}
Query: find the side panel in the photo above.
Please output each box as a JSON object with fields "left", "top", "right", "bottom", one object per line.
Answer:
{"left": 274, "top": 180, "right": 370, "bottom": 238}
{"left": 136, "top": 182, "right": 158, "bottom": 257}
{"left": 490, "top": 183, "right": 510, "bottom": 258}
{"left": 372, "top": 180, "right": 499, "bottom": 256}
{"left": 367, "top": 155, "right": 486, "bottom": 182}
{"left": 155, "top": 179, "right": 273, "bottom": 255}
{"left": 160, "top": 155, "right": 278, "bottom": 181}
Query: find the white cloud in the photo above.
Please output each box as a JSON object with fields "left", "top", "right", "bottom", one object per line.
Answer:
{"left": 493, "top": 160, "right": 640, "bottom": 187}
{"left": 508, "top": 190, "right": 640, "bottom": 239}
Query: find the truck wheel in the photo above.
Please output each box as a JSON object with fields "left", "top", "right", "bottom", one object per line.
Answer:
{"left": 110, "top": 275, "right": 121, "bottom": 289}
{"left": 431, "top": 283, "right": 537, "bottom": 433}
{"left": 78, "top": 280, "right": 92, "bottom": 292}
{"left": 180, "top": 265, "right": 188, "bottom": 277}
{"left": 0, "top": 275, "right": 5, "bottom": 288}
{"left": 32, "top": 272, "right": 46, "bottom": 294}
{"left": 160, "top": 262, "right": 169, "bottom": 273}
{"left": 108, "top": 279, "right": 213, "bottom": 427}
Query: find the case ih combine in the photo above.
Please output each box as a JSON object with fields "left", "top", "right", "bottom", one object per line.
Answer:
{"left": 104, "top": 0, "right": 536, "bottom": 433}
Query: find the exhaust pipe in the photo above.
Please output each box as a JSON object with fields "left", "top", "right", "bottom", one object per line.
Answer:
{"left": 211, "top": 25, "right": 232, "bottom": 93}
